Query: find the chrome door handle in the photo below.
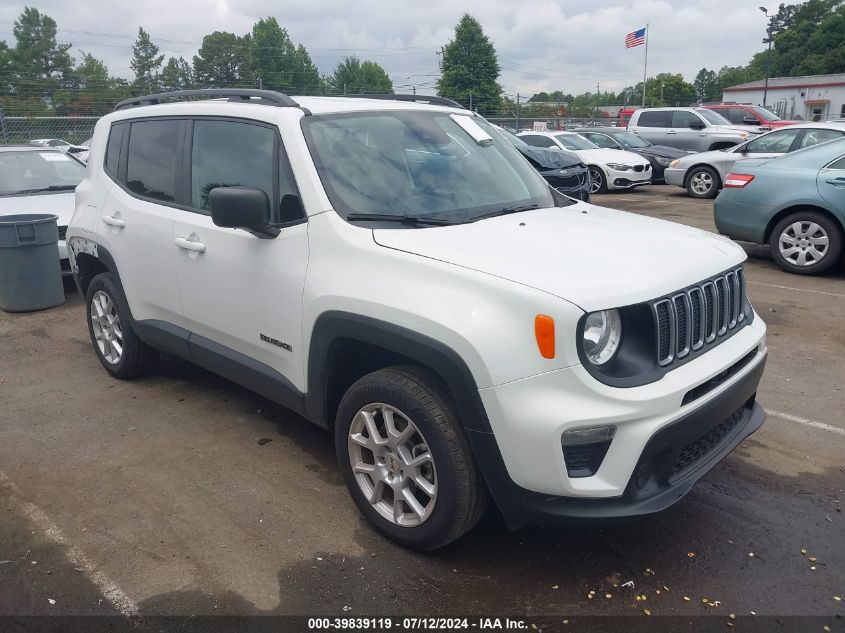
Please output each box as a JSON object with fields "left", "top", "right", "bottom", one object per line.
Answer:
{"left": 102, "top": 215, "right": 125, "bottom": 228}
{"left": 174, "top": 237, "right": 206, "bottom": 253}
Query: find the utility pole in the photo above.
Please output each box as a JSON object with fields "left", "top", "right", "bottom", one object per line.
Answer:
{"left": 594, "top": 82, "right": 600, "bottom": 122}
{"left": 412, "top": 86, "right": 416, "bottom": 95}
{"left": 660, "top": 80, "right": 664, "bottom": 106}
{"left": 469, "top": 92, "right": 472, "bottom": 111}
{"left": 760, "top": 7, "right": 775, "bottom": 107}
{"left": 515, "top": 93, "right": 521, "bottom": 132}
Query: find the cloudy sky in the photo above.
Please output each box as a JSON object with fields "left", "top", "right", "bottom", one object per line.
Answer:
{"left": 0, "top": 0, "right": 771, "bottom": 97}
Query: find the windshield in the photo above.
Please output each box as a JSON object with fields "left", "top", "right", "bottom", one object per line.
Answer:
{"left": 696, "top": 108, "right": 732, "bottom": 125}
{"left": 0, "top": 151, "right": 85, "bottom": 196}
{"left": 610, "top": 130, "right": 651, "bottom": 148}
{"left": 555, "top": 134, "right": 598, "bottom": 150}
{"left": 751, "top": 106, "right": 782, "bottom": 122}
{"left": 303, "top": 111, "right": 555, "bottom": 222}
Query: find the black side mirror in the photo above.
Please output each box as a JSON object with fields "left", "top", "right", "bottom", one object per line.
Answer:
{"left": 743, "top": 117, "right": 759, "bottom": 125}
{"left": 210, "top": 187, "right": 279, "bottom": 238}
{"left": 689, "top": 121, "right": 706, "bottom": 130}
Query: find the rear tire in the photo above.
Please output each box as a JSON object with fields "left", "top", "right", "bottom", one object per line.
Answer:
{"left": 686, "top": 166, "right": 720, "bottom": 199}
{"left": 335, "top": 365, "right": 488, "bottom": 550}
{"left": 85, "top": 273, "right": 159, "bottom": 378}
{"left": 769, "top": 211, "right": 842, "bottom": 275}
{"left": 587, "top": 165, "right": 608, "bottom": 194}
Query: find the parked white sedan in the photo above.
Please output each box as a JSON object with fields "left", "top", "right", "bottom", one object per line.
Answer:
{"left": 664, "top": 122, "right": 845, "bottom": 198}
{"left": 0, "top": 146, "right": 85, "bottom": 274}
{"left": 518, "top": 131, "right": 652, "bottom": 193}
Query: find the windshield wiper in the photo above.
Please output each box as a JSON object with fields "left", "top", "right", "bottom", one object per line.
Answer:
{"left": 8, "top": 185, "right": 78, "bottom": 195}
{"left": 345, "top": 213, "right": 457, "bottom": 226}
{"left": 467, "top": 204, "right": 541, "bottom": 222}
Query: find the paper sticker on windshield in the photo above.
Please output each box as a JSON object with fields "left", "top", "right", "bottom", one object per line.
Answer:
{"left": 39, "top": 152, "right": 71, "bottom": 162}
{"left": 450, "top": 114, "right": 494, "bottom": 147}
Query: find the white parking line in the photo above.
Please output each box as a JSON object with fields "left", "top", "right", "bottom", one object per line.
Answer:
{"left": 0, "top": 472, "right": 139, "bottom": 617}
{"left": 768, "top": 410, "right": 845, "bottom": 437}
{"left": 747, "top": 280, "right": 845, "bottom": 299}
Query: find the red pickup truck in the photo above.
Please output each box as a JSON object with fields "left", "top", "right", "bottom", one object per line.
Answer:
{"left": 699, "top": 103, "right": 796, "bottom": 129}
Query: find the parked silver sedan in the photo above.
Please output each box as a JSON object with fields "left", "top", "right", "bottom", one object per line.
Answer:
{"left": 664, "top": 123, "right": 845, "bottom": 198}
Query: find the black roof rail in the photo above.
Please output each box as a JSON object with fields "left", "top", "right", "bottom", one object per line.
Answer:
{"left": 114, "top": 89, "right": 299, "bottom": 111}
{"left": 333, "top": 94, "right": 466, "bottom": 109}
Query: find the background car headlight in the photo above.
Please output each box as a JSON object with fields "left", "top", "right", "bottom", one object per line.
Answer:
{"left": 606, "top": 163, "right": 632, "bottom": 171}
{"left": 581, "top": 309, "right": 622, "bottom": 366}
{"left": 655, "top": 156, "right": 671, "bottom": 166}
{"left": 669, "top": 159, "right": 681, "bottom": 168}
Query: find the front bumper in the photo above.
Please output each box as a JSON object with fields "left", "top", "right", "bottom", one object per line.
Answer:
{"left": 606, "top": 165, "right": 651, "bottom": 190}
{"left": 471, "top": 317, "right": 767, "bottom": 528}
{"left": 663, "top": 167, "right": 687, "bottom": 187}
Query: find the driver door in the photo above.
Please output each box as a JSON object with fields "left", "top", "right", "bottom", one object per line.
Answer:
{"left": 172, "top": 118, "right": 309, "bottom": 392}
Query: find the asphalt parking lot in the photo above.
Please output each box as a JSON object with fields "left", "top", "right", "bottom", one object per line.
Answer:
{"left": 1, "top": 185, "right": 843, "bottom": 624}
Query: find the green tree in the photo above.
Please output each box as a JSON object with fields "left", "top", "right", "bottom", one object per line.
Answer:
{"left": 249, "top": 17, "right": 322, "bottom": 93}
{"left": 193, "top": 31, "right": 252, "bottom": 86}
{"left": 437, "top": 14, "right": 502, "bottom": 114}
{"left": 9, "top": 7, "right": 73, "bottom": 103}
{"left": 693, "top": 68, "right": 718, "bottom": 101}
{"left": 329, "top": 56, "right": 393, "bottom": 94}
{"left": 130, "top": 27, "right": 164, "bottom": 93}
{"left": 714, "top": 65, "right": 758, "bottom": 94}
{"left": 160, "top": 56, "right": 193, "bottom": 91}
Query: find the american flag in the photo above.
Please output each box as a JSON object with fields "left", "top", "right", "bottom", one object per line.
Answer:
{"left": 625, "top": 27, "right": 646, "bottom": 48}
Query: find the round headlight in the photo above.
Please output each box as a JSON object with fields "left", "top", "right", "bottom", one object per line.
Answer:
{"left": 582, "top": 309, "right": 622, "bottom": 366}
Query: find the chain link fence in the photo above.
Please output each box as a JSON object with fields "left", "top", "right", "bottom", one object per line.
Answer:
{"left": 0, "top": 114, "right": 99, "bottom": 145}
{"left": 0, "top": 113, "right": 624, "bottom": 147}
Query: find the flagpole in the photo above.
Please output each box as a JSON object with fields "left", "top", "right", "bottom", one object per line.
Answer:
{"left": 642, "top": 23, "right": 649, "bottom": 108}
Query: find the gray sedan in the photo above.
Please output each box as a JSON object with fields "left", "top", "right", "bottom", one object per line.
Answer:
{"left": 664, "top": 123, "right": 845, "bottom": 198}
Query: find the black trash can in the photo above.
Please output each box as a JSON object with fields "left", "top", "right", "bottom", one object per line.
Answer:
{"left": 0, "top": 214, "right": 65, "bottom": 312}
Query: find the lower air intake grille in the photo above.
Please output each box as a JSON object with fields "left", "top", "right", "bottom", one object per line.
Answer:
{"left": 670, "top": 407, "right": 745, "bottom": 480}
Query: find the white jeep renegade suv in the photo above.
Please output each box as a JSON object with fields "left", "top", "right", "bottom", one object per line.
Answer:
{"left": 67, "top": 89, "right": 768, "bottom": 550}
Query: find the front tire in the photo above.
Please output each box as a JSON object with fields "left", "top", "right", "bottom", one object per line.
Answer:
{"left": 85, "top": 273, "right": 159, "bottom": 378}
{"left": 686, "top": 166, "right": 720, "bottom": 199}
{"left": 769, "top": 211, "right": 842, "bottom": 275}
{"left": 335, "top": 365, "right": 488, "bottom": 550}
{"left": 587, "top": 165, "right": 608, "bottom": 194}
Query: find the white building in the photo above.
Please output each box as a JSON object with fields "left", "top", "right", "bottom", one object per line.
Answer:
{"left": 722, "top": 73, "right": 845, "bottom": 122}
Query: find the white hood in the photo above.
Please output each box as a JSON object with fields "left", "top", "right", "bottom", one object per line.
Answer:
{"left": 0, "top": 192, "right": 75, "bottom": 226}
{"left": 373, "top": 203, "right": 745, "bottom": 311}
{"left": 571, "top": 148, "right": 649, "bottom": 166}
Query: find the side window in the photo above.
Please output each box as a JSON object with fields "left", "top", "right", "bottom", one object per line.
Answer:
{"left": 798, "top": 128, "right": 845, "bottom": 149}
{"left": 671, "top": 111, "right": 702, "bottom": 128}
{"left": 190, "top": 119, "right": 302, "bottom": 223}
{"left": 828, "top": 155, "right": 845, "bottom": 170}
{"left": 637, "top": 111, "right": 670, "bottom": 128}
{"left": 722, "top": 108, "right": 749, "bottom": 125}
{"left": 104, "top": 123, "right": 126, "bottom": 178}
{"left": 586, "top": 133, "right": 618, "bottom": 149}
{"left": 521, "top": 135, "right": 555, "bottom": 148}
{"left": 126, "top": 120, "right": 179, "bottom": 202}
{"left": 744, "top": 128, "right": 802, "bottom": 153}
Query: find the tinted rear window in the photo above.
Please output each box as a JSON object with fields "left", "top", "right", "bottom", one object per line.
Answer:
{"left": 105, "top": 123, "right": 126, "bottom": 177}
{"left": 637, "top": 111, "right": 670, "bottom": 127}
{"left": 126, "top": 120, "right": 179, "bottom": 202}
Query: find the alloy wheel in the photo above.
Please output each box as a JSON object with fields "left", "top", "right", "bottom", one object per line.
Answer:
{"left": 588, "top": 168, "right": 604, "bottom": 194}
{"left": 689, "top": 171, "right": 713, "bottom": 195}
{"left": 347, "top": 403, "right": 437, "bottom": 527}
{"left": 90, "top": 290, "right": 123, "bottom": 364}
{"left": 778, "top": 221, "right": 829, "bottom": 267}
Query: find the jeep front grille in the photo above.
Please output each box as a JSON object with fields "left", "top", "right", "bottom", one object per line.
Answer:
{"left": 652, "top": 267, "right": 747, "bottom": 367}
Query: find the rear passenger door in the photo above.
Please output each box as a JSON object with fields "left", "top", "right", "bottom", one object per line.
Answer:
{"left": 99, "top": 119, "right": 185, "bottom": 327}
{"left": 172, "top": 118, "right": 309, "bottom": 393}
{"left": 630, "top": 111, "right": 669, "bottom": 145}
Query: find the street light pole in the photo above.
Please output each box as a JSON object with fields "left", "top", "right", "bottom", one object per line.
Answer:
{"left": 760, "top": 6, "right": 775, "bottom": 107}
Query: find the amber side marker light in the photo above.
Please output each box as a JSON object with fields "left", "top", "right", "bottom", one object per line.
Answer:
{"left": 535, "top": 314, "right": 556, "bottom": 359}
